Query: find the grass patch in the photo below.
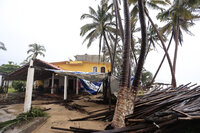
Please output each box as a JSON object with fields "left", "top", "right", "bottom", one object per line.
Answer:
{"left": 0, "top": 107, "right": 48, "bottom": 131}
{"left": 8, "top": 87, "right": 17, "bottom": 93}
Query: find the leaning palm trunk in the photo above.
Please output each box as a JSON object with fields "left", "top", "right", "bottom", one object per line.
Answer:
{"left": 145, "top": 10, "right": 177, "bottom": 88}
{"left": 173, "top": 19, "right": 180, "bottom": 73}
{"left": 171, "top": 20, "right": 179, "bottom": 85}
{"left": 113, "top": 0, "right": 124, "bottom": 44}
{"left": 111, "top": 13, "right": 118, "bottom": 74}
{"left": 131, "top": 35, "right": 138, "bottom": 66}
{"left": 111, "top": 0, "right": 135, "bottom": 128}
{"left": 103, "top": 30, "right": 113, "bottom": 65}
{"left": 132, "top": 0, "right": 147, "bottom": 88}
{"left": 150, "top": 33, "right": 173, "bottom": 86}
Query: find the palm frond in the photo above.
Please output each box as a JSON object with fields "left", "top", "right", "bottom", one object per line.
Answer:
{"left": 80, "top": 23, "right": 97, "bottom": 36}
{"left": 89, "top": 6, "right": 97, "bottom": 17}
{"left": 80, "top": 14, "right": 98, "bottom": 21}
{"left": 131, "top": 6, "right": 139, "bottom": 20}
{"left": 0, "top": 42, "right": 7, "bottom": 50}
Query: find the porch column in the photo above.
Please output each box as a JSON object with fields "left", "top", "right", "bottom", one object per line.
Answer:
{"left": 76, "top": 78, "right": 79, "bottom": 95}
{"left": 51, "top": 73, "right": 54, "bottom": 94}
{"left": 64, "top": 76, "right": 68, "bottom": 100}
{"left": 24, "top": 59, "right": 35, "bottom": 112}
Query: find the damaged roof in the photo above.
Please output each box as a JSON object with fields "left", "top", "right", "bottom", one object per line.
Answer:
{"left": 5, "top": 59, "right": 63, "bottom": 81}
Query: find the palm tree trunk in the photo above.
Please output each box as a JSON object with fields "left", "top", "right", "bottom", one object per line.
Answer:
{"left": 98, "top": 34, "right": 103, "bottom": 62}
{"left": 171, "top": 19, "right": 179, "bottom": 85}
{"left": 145, "top": 10, "right": 177, "bottom": 88}
{"left": 132, "top": 0, "right": 147, "bottom": 88}
{"left": 173, "top": 19, "right": 180, "bottom": 74}
{"left": 113, "top": 0, "right": 124, "bottom": 44}
{"left": 103, "top": 30, "right": 113, "bottom": 66}
{"left": 150, "top": 33, "right": 173, "bottom": 85}
{"left": 145, "top": 41, "right": 152, "bottom": 59}
{"left": 111, "top": 14, "right": 118, "bottom": 74}
{"left": 111, "top": 0, "right": 135, "bottom": 128}
{"left": 131, "top": 34, "right": 138, "bottom": 66}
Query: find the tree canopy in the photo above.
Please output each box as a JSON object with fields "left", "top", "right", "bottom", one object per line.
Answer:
{"left": 0, "top": 61, "right": 19, "bottom": 74}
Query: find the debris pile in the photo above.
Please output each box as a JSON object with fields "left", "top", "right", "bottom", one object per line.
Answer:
{"left": 67, "top": 83, "right": 200, "bottom": 132}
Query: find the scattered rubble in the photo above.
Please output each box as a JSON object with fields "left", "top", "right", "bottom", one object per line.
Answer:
{"left": 64, "top": 83, "right": 200, "bottom": 132}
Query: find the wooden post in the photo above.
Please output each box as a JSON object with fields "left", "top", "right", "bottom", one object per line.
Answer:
{"left": 24, "top": 59, "right": 35, "bottom": 112}
{"left": 51, "top": 73, "right": 54, "bottom": 94}
{"left": 64, "top": 76, "right": 68, "bottom": 100}
{"left": 108, "top": 72, "right": 112, "bottom": 111}
{"left": 76, "top": 78, "right": 79, "bottom": 95}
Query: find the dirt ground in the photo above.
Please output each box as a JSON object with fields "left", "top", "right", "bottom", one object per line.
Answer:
{"left": 0, "top": 93, "right": 110, "bottom": 133}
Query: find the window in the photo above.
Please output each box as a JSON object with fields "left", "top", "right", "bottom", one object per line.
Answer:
{"left": 100, "top": 67, "right": 106, "bottom": 73}
{"left": 93, "top": 67, "right": 98, "bottom": 72}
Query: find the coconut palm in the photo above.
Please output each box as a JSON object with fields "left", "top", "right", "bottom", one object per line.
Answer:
{"left": 111, "top": 0, "right": 133, "bottom": 128}
{"left": 157, "top": 0, "right": 200, "bottom": 81}
{"left": 0, "top": 42, "right": 6, "bottom": 51}
{"left": 27, "top": 43, "right": 46, "bottom": 60}
{"left": 80, "top": 2, "right": 115, "bottom": 65}
{"left": 129, "top": 0, "right": 171, "bottom": 20}
{"left": 181, "top": 0, "right": 200, "bottom": 10}
{"left": 103, "top": 36, "right": 122, "bottom": 76}
{"left": 111, "top": 0, "right": 148, "bottom": 128}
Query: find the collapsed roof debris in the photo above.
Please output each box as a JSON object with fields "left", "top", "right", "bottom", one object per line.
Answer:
{"left": 62, "top": 83, "right": 200, "bottom": 133}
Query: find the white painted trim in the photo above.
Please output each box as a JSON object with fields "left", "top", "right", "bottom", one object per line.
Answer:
{"left": 92, "top": 66, "right": 98, "bottom": 72}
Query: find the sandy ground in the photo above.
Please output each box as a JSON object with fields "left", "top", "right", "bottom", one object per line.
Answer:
{"left": 0, "top": 93, "right": 109, "bottom": 133}
{"left": 32, "top": 95, "right": 109, "bottom": 133}
{"left": 0, "top": 104, "right": 24, "bottom": 122}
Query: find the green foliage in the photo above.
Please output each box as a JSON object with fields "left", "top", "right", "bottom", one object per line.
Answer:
{"left": 0, "top": 62, "right": 19, "bottom": 74}
{"left": 12, "top": 81, "right": 26, "bottom": 92}
{"left": 0, "top": 107, "right": 47, "bottom": 131}
{"left": 8, "top": 87, "right": 17, "bottom": 93}
{"left": 141, "top": 69, "right": 153, "bottom": 86}
{"left": 80, "top": 2, "right": 115, "bottom": 54}
{"left": 0, "top": 86, "right": 8, "bottom": 93}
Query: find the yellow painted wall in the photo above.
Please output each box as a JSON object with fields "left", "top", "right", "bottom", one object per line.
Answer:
{"left": 34, "top": 80, "right": 44, "bottom": 88}
{"left": 52, "top": 61, "right": 111, "bottom": 73}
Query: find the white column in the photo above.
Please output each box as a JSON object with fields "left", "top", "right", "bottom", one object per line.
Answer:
{"left": 64, "top": 76, "right": 68, "bottom": 100}
{"left": 0, "top": 75, "right": 2, "bottom": 87}
{"left": 76, "top": 78, "right": 79, "bottom": 95}
{"left": 24, "top": 59, "right": 35, "bottom": 112}
{"left": 51, "top": 73, "right": 54, "bottom": 94}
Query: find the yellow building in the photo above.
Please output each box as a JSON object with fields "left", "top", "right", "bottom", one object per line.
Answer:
{"left": 34, "top": 55, "right": 110, "bottom": 94}
{"left": 51, "top": 55, "right": 111, "bottom": 73}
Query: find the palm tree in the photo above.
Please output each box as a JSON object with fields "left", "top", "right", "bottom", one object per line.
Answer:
{"left": 104, "top": 37, "right": 122, "bottom": 76}
{"left": 111, "top": 0, "right": 133, "bottom": 128}
{"left": 129, "top": 0, "right": 171, "bottom": 20}
{"left": 128, "top": 0, "right": 177, "bottom": 88}
{"left": 111, "top": 0, "right": 148, "bottom": 128}
{"left": 150, "top": 32, "right": 174, "bottom": 86}
{"left": 80, "top": 2, "right": 115, "bottom": 65}
{"left": 157, "top": 0, "right": 200, "bottom": 84}
{"left": 181, "top": 0, "right": 200, "bottom": 10}
{"left": 0, "top": 42, "right": 6, "bottom": 51}
{"left": 27, "top": 43, "right": 46, "bottom": 60}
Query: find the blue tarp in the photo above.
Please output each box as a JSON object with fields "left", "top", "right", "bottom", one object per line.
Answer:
{"left": 79, "top": 79, "right": 103, "bottom": 94}
{"left": 45, "top": 69, "right": 106, "bottom": 94}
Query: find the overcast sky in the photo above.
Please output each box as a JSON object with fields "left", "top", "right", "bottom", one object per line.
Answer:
{"left": 0, "top": 0, "right": 199, "bottom": 85}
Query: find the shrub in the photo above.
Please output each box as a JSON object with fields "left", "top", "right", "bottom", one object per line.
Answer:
{"left": 12, "top": 81, "right": 26, "bottom": 92}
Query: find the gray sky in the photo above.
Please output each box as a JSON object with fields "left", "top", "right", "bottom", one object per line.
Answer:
{"left": 0, "top": 0, "right": 199, "bottom": 85}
